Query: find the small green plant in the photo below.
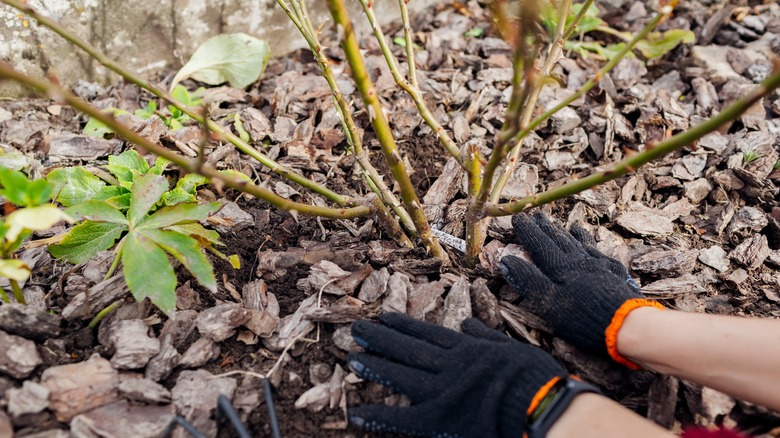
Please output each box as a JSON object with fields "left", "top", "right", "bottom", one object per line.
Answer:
{"left": 542, "top": 1, "right": 694, "bottom": 61}
{"left": 743, "top": 149, "right": 763, "bottom": 164}
{"left": 774, "top": 159, "right": 780, "bottom": 170}
{"left": 84, "top": 85, "right": 204, "bottom": 136}
{"left": 46, "top": 151, "right": 224, "bottom": 314}
{"left": 0, "top": 168, "right": 72, "bottom": 304}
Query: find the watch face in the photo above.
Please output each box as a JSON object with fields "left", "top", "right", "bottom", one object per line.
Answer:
{"left": 528, "top": 379, "right": 567, "bottom": 423}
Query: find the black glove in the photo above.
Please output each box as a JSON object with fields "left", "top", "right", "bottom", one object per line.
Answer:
{"left": 346, "top": 312, "right": 567, "bottom": 438}
{"left": 500, "top": 212, "right": 664, "bottom": 369}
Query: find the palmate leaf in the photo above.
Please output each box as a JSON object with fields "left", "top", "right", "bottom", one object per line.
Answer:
{"left": 65, "top": 200, "right": 128, "bottom": 224}
{"left": 138, "top": 202, "right": 222, "bottom": 230}
{"left": 106, "top": 150, "right": 150, "bottom": 185}
{"left": 127, "top": 174, "right": 168, "bottom": 227}
{"left": 0, "top": 168, "right": 52, "bottom": 207}
{"left": 121, "top": 232, "right": 177, "bottom": 315}
{"left": 165, "top": 222, "right": 222, "bottom": 247}
{"left": 49, "top": 221, "right": 127, "bottom": 264}
{"left": 47, "top": 167, "right": 123, "bottom": 207}
{"left": 0, "top": 259, "right": 30, "bottom": 281}
{"left": 5, "top": 205, "right": 73, "bottom": 243}
{"left": 140, "top": 229, "right": 216, "bottom": 292}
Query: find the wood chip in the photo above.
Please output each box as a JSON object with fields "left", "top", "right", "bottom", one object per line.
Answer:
{"left": 729, "top": 234, "right": 771, "bottom": 269}
{"left": 69, "top": 401, "right": 175, "bottom": 438}
{"left": 42, "top": 354, "right": 119, "bottom": 422}
{"left": 0, "top": 329, "right": 41, "bottom": 379}
{"left": 109, "top": 320, "right": 160, "bottom": 370}
{"left": 7, "top": 381, "right": 50, "bottom": 417}
{"left": 631, "top": 249, "right": 698, "bottom": 277}
{"left": 178, "top": 338, "right": 221, "bottom": 369}
{"left": 196, "top": 303, "right": 252, "bottom": 342}
{"left": 438, "top": 277, "right": 472, "bottom": 331}
{"left": 382, "top": 272, "right": 411, "bottom": 314}
{"left": 0, "top": 303, "right": 61, "bottom": 340}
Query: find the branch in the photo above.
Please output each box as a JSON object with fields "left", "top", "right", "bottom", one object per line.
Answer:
{"left": 502, "top": 5, "right": 674, "bottom": 167}
{"left": 488, "top": 0, "right": 572, "bottom": 202}
{"left": 277, "top": 0, "right": 416, "bottom": 242}
{"left": 0, "top": 62, "right": 373, "bottom": 219}
{"left": 487, "top": 68, "right": 780, "bottom": 216}
{"left": 0, "top": 0, "right": 351, "bottom": 206}
{"left": 326, "top": 0, "right": 446, "bottom": 259}
{"left": 357, "top": 0, "right": 465, "bottom": 168}
{"left": 465, "top": 0, "right": 543, "bottom": 260}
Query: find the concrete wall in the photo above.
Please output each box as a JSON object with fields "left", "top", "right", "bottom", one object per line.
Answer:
{"left": 0, "top": 0, "right": 440, "bottom": 96}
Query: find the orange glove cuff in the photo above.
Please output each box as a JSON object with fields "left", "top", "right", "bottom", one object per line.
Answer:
{"left": 605, "top": 298, "right": 665, "bottom": 370}
{"left": 525, "top": 376, "right": 562, "bottom": 416}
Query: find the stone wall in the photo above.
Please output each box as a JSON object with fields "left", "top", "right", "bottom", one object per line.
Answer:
{"left": 0, "top": 0, "right": 440, "bottom": 96}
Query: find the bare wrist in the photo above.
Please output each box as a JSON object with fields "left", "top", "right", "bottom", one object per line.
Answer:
{"left": 616, "top": 306, "right": 665, "bottom": 368}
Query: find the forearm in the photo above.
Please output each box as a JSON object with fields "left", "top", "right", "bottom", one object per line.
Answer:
{"left": 548, "top": 393, "right": 674, "bottom": 438}
{"left": 618, "top": 308, "right": 780, "bottom": 411}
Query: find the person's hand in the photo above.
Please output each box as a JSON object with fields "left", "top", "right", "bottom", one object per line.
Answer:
{"left": 347, "top": 312, "right": 567, "bottom": 438}
{"left": 500, "top": 212, "right": 664, "bottom": 369}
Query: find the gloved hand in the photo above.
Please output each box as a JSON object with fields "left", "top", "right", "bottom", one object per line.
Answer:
{"left": 347, "top": 312, "right": 567, "bottom": 438}
{"left": 500, "top": 212, "right": 664, "bottom": 369}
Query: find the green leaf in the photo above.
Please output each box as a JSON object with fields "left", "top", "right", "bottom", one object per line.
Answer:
{"left": 134, "top": 101, "right": 157, "bottom": 119}
{"left": 463, "top": 27, "right": 484, "bottom": 38}
{"left": 166, "top": 222, "right": 222, "bottom": 247}
{"left": 635, "top": 29, "right": 695, "bottom": 59}
{"left": 141, "top": 229, "right": 216, "bottom": 292}
{"left": 175, "top": 173, "right": 208, "bottom": 194}
{"left": 0, "top": 168, "right": 51, "bottom": 207}
{"left": 127, "top": 174, "right": 168, "bottom": 226}
{"left": 105, "top": 193, "right": 132, "bottom": 210}
{"left": 138, "top": 202, "right": 221, "bottom": 230}
{"left": 106, "top": 150, "right": 150, "bottom": 185}
{"left": 161, "top": 188, "right": 196, "bottom": 206}
{"left": 122, "top": 232, "right": 177, "bottom": 315}
{"left": 170, "top": 33, "right": 270, "bottom": 90}
{"left": 65, "top": 200, "right": 128, "bottom": 224}
{"left": 83, "top": 109, "right": 129, "bottom": 137}
{"left": 0, "top": 259, "right": 30, "bottom": 281}
{"left": 5, "top": 204, "right": 73, "bottom": 243}
{"left": 150, "top": 157, "right": 171, "bottom": 175}
{"left": 49, "top": 221, "right": 127, "bottom": 264}
{"left": 0, "top": 154, "right": 32, "bottom": 171}
{"left": 171, "top": 85, "right": 205, "bottom": 107}
{"left": 47, "top": 167, "right": 122, "bottom": 207}
{"left": 568, "top": 3, "right": 603, "bottom": 34}
{"left": 392, "top": 37, "right": 423, "bottom": 50}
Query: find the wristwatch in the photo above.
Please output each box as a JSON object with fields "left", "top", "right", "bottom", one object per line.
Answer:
{"left": 526, "top": 377, "right": 602, "bottom": 438}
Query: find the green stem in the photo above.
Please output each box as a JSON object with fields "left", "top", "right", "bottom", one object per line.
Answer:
{"left": 0, "top": 62, "right": 373, "bottom": 220}
{"left": 489, "top": 0, "right": 572, "bottom": 203}
{"left": 9, "top": 279, "right": 26, "bottom": 305}
{"left": 357, "top": 0, "right": 465, "bottom": 168}
{"left": 0, "top": 286, "right": 10, "bottom": 304}
{"left": 88, "top": 299, "right": 124, "bottom": 329}
{"left": 510, "top": 7, "right": 673, "bottom": 151}
{"left": 465, "top": 0, "right": 545, "bottom": 262}
{"left": 327, "top": 0, "right": 446, "bottom": 260}
{"left": 488, "top": 68, "right": 780, "bottom": 215}
{"left": 277, "top": 0, "right": 416, "bottom": 241}
{"left": 1, "top": 0, "right": 349, "bottom": 206}
{"left": 563, "top": 0, "right": 595, "bottom": 41}
{"left": 104, "top": 244, "right": 123, "bottom": 281}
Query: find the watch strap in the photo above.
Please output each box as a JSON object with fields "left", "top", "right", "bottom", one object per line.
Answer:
{"left": 526, "top": 377, "right": 601, "bottom": 438}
